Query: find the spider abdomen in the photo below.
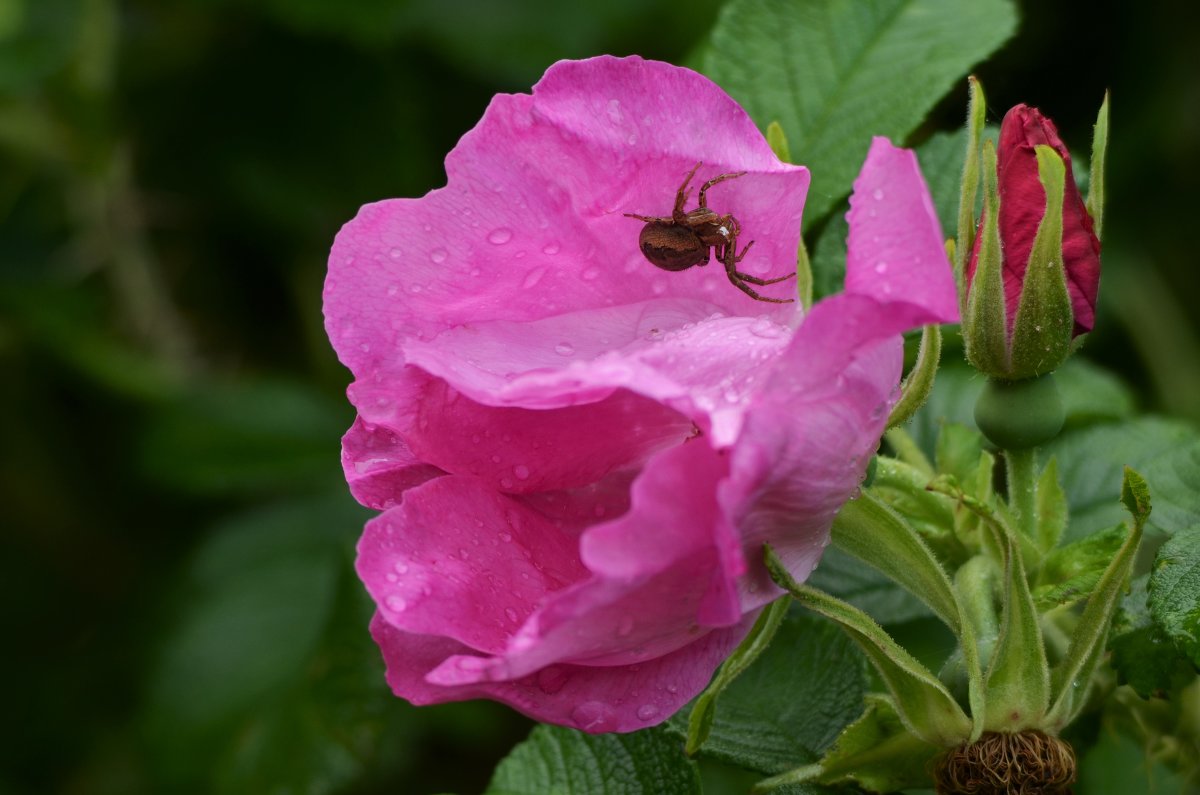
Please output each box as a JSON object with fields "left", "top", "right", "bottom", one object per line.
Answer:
{"left": 638, "top": 222, "right": 708, "bottom": 272}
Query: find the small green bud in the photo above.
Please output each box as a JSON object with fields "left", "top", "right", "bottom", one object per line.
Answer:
{"left": 974, "top": 375, "right": 1065, "bottom": 450}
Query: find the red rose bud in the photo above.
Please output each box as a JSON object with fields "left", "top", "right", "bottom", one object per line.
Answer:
{"left": 963, "top": 105, "right": 1102, "bottom": 380}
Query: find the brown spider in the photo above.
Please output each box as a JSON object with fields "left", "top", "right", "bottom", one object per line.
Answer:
{"left": 623, "top": 162, "right": 795, "bottom": 303}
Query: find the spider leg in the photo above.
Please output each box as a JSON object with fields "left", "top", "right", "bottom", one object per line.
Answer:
{"left": 726, "top": 273, "right": 794, "bottom": 303}
{"left": 623, "top": 213, "right": 672, "bottom": 223}
{"left": 734, "top": 269, "right": 796, "bottom": 286}
{"left": 698, "top": 170, "right": 747, "bottom": 208}
{"left": 723, "top": 240, "right": 794, "bottom": 303}
{"left": 673, "top": 162, "right": 703, "bottom": 218}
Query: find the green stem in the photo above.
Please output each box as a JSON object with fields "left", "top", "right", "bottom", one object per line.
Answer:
{"left": 1006, "top": 447, "right": 1038, "bottom": 541}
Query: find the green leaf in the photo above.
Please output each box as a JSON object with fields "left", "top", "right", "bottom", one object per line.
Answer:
{"left": 1109, "top": 575, "right": 1198, "bottom": 699}
{"left": 1148, "top": 526, "right": 1200, "bottom": 667}
{"left": 830, "top": 493, "right": 960, "bottom": 630}
{"left": 143, "top": 493, "right": 417, "bottom": 793}
{"left": 766, "top": 120, "right": 791, "bottom": 162}
{"left": 766, "top": 548, "right": 972, "bottom": 746}
{"left": 807, "top": 546, "right": 933, "bottom": 626}
{"left": 1047, "top": 470, "right": 1149, "bottom": 729}
{"left": 686, "top": 596, "right": 791, "bottom": 755}
{"left": 703, "top": 0, "right": 1017, "bottom": 225}
{"left": 139, "top": 378, "right": 348, "bottom": 495}
{"left": 1035, "top": 457, "right": 1068, "bottom": 554}
{"left": 935, "top": 423, "right": 985, "bottom": 487}
{"left": 888, "top": 324, "right": 942, "bottom": 429}
{"left": 751, "top": 696, "right": 938, "bottom": 793}
{"left": 917, "top": 128, "right": 969, "bottom": 236}
{"left": 1045, "top": 417, "right": 1200, "bottom": 542}
{"left": 1033, "top": 523, "right": 1128, "bottom": 610}
{"left": 668, "top": 606, "right": 867, "bottom": 776}
{"left": 486, "top": 724, "right": 700, "bottom": 795}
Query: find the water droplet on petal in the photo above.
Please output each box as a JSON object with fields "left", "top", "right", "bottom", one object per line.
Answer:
{"left": 617, "top": 615, "right": 634, "bottom": 636}
{"left": 393, "top": 560, "right": 409, "bottom": 575}
{"left": 513, "top": 464, "right": 531, "bottom": 480}
{"left": 542, "top": 242, "right": 561, "bottom": 255}
{"left": 487, "top": 227, "right": 513, "bottom": 245}
{"left": 554, "top": 341, "right": 575, "bottom": 356}
{"left": 522, "top": 267, "right": 547, "bottom": 289}
{"left": 504, "top": 607, "right": 519, "bottom": 623}
{"left": 874, "top": 260, "right": 888, "bottom": 273}
{"left": 571, "top": 701, "right": 617, "bottom": 732}
{"left": 430, "top": 248, "right": 448, "bottom": 263}
{"left": 386, "top": 595, "right": 407, "bottom": 612}
{"left": 636, "top": 704, "right": 660, "bottom": 721}
{"left": 389, "top": 247, "right": 403, "bottom": 259}
{"left": 873, "top": 188, "right": 885, "bottom": 200}
{"left": 537, "top": 667, "right": 570, "bottom": 694}
{"left": 500, "top": 477, "right": 514, "bottom": 489}
{"left": 581, "top": 266, "right": 600, "bottom": 281}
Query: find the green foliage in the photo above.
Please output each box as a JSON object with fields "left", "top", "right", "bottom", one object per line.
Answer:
{"left": 1110, "top": 576, "right": 1197, "bottom": 699}
{"left": 703, "top": 0, "right": 1017, "bottom": 227}
{"left": 668, "top": 606, "right": 868, "bottom": 777}
{"left": 1149, "top": 527, "right": 1200, "bottom": 667}
{"left": 487, "top": 724, "right": 701, "bottom": 795}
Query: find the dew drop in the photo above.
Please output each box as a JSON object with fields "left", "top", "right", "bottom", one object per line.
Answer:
{"left": 385, "top": 595, "right": 407, "bottom": 612}
{"left": 499, "top": 530, "right": 513, "bottom": 542}
{"left": 393, "top": 560, "right": 409, "bottom": 575}
{"left": 513, "top": 464, "right": 531, "bottom": 480}
{"left": 874, "top": 260, "right": 888, "bottom": 273}
{"left": 554, "top": 341, "right": 575, "bottom": 356}
{"left": 581, "top": 266, "right": 601, "bottom": 281}
{"left": 636, "top": 704, "right": 660, "bottom": 721}
{"left": 386, "top": 284, "right": 399, "bottom": 297}
{"left": 487, "top": 227, "right": 513, "bottom": 245}
{"left": 522, "top": 266, "right": 547, "bottom": 289}
{"left": 500, "top": 477, "right": 514, "bottom": 489}
{"left": 542, "top": 242, "right": 561, "bottom": 255}
{"left": 389, "top": 247, "right": 403, "bottom": 260}
{"left": 617, "top": 615, "right": 634, "bottom": 637}
{"left": 458, "top": 548, "right": 469, "bottom": 560}
{"left": 606, "top": 98, "right": 623, "bottom": 125}
{"left": 571, "top": 701, "right": 617, "bottom": 732}
{"left": 429, "top": 248, "right": 448, "bottom": 263}
{"left": 504, "top": 607, "right": 519, "bottom": 623}
{"left": 873, "top": 188, "right": 885, "bottom": 200}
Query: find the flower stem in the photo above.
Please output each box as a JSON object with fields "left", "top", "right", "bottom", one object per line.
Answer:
{"left": 1006, "top": 446, "right": 1039, "bottom": 540}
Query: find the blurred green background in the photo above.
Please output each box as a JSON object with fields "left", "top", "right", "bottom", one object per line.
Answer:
{"left": 1, "top": 1, "right": 1195, "bottom": 793}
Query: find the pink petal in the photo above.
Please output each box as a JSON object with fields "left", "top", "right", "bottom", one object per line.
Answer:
{"left": 341, "top": 417, "right": 444, "bottom": 510}
{"left": 324, "top": 56, "right": 808, "bottom": 383}
{"left": 371, "top": 610, "right": 756, "bottom": 733}
{"left": 844, "top": 138, "right": 960, "bottom": 324}
{"left": 356, "top": 476, "right": 588, "bottom": 655}
{"left": 427, "top": 440, "right": 734, "bottom": 682}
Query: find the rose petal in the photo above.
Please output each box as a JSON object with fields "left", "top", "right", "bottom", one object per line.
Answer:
{"left": 357, "top": 476, "right": 588, "bottom": 655}
{"left": 371, "top": 610, "right": 755, "bottom": 732}
{"left": 324, "top": 56, "right": 808, "bottom": 383}
{"left": 341, "top": 417, "right": 444, "bottom": 509}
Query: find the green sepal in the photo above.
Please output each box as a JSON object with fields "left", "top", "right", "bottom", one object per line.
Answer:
{"left": 750, "top": 695, "right": 939, "bottom": 794}
{"left": 1045, "top": 467, "right": 1149, "bottom": 729}
{"left": 795, "top": 233, "right": 814, "bottom": 311}
{"left": 869, "top": 456, "right": 958, "bottom": 547}
{"left": 956, "top": 76, "right": 988, "bottom": 296}
{"left": 947, "top": 555, "right": 998, "bottom": 736}
{"left": 830, "top": 493, "right": 960, "bottom": 629}
{"left": 888, "top": 324, "right": 942, "bottom": 428}
{"left": 1008, "top": 145, "right": 1073, "bottom": 379}
{"left": 982, "top": 519, "right": 1051, "bottom": 732}
{"left": 1032, "top": 523, "right": 1127, "bottom": 611}
{"left": 765, "top": 546, "right": 973, "bottom": 747}
{"left": 963, "top": 139, "right": 1009, "bottom": 375}
{"left": 766, "top": 120, "right": 791, "bottom": 162}
{"left": 1035, "top": 456, "right": 1068, "bottom": 554}
{"left": 1087, "top": 92, "right": 1109, "bottom": 241}
{"left": 684, "top": 595, "right": 790, "bottom": 755}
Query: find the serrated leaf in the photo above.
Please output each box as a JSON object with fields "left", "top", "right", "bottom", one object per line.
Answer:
{"left": 751, "top": 696, "right": 938, "bottom": 793}
{"left": 486, "top": 725, "right": 700, "bottom": 795}
{"left": 668, "top": 606, "right": 867, "bottom": 776}
{"left": 1046, "top": 418, "right": 1200, "bottom": 542}
{"left": 686, "top": 596, "right": 791, "bottom": 755}
{"left": 1035, "top": 457, "right": 1068, "bottom": 554}
{"left": 1110, "top": 576, "right": 1197, "bottom": 698}
{"left": 1032, "top": 524, "right": 1127, "bottom": 610}
{"left": 935, "top": 423, "right": 985, "bottom": 487}
{"left": 703, "top": 0, "right": 1017, "bottom": 226}
{"left": 1087, "top": 92, "right": 1109, "bottom": 241}
{"left": 1148, "top": 526, "right": 1200, "bottom": 667}
{"left": 766, "top": 548, "right": 972, "bottom": 747}
{"left": 807, "top": 546, "right": 933, "bottom": 626}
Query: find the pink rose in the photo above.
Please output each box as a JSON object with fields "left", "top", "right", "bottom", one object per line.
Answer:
{"left": 324, "top": 55, "right": 958, "bottom": 733}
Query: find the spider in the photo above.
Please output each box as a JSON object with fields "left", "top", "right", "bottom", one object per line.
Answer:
{"left": 623, "top": 162, "right": 795, "bottom": 303}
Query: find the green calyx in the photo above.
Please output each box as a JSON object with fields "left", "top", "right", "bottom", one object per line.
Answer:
{"left": 974, "top": 374, "right": 1065, "bottom": 451}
